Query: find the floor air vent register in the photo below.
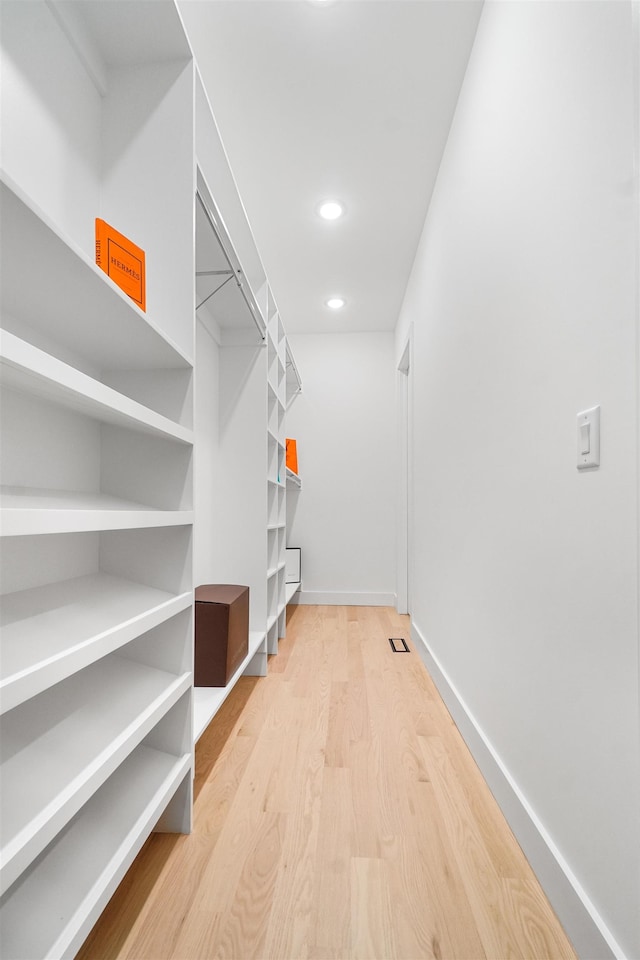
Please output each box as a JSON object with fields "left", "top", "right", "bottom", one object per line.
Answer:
{"left": 388, "top": 637, "right": 410, "bottom": 653}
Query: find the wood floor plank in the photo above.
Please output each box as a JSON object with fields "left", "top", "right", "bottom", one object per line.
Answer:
{"left": 325, "top": 679, "right": 351, "bottom": 767}
{"left": 499, "top": 877, "right": 579, "bottom": 960}
{"left": 124, "top": 835, "right": 216, "bottom": 960}
{"left": 420, "top": 733, "right": 575, "bottom": 960}
{"left": 350, "top": 857, "right": 396, "bottom": 959}
{"left": 168, "top": 911, "right": 224, "bottom": 960}
{"left": 187, "top": 740, "right": 280, "bottom": 917}
{"left": 421, "top": 733, "right": 515, "bottom": 958}
{"left": 213, "top": 811, "right": 287, "bottom": 959}
{"left": 195, "top": 731, "right": 259, "bottom": 836}
{"left": 262, "top": 731, "right": 325, "bottom": 959}
{"left": 347, "top": 677, "right": 372, "bottom": 744}
{"left": 436, "top": 718, "right": 532, "bottom": 880}
{"left": 402, "top": 781, "right": 488, "bottom": 960}
{"left": 79, "top": 605, "right": 577, "bottom": 960}
{"left": 309, "top": 765, "right": 352, "bottom": 956}
{"left": 362, "top": 672, "right": 422, "bottom": 833}
{"left": 235, "top": 674, "right": 280, "bottom": 738}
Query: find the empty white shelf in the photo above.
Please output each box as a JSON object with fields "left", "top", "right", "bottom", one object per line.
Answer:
{"left": 193, "top": 630, "right": 266, "bottom": 741}
{"left": 0, "top": 573, "right": 192, "bottom": 714}
{"left": 0, "top": 486, "right": 193, "bottom": 536}
{"left": 0, "top": 175, "right": 192, "bottom": 372}
{"left": 195, "top": 169, "right": 266, "bottom": 339}
{"left": 285, "top": 581, "right": 301, "bottom": 604}
{"left": 0, "top": 744, "right": 191, "bottom": 960}
{"left": 0, "top": 656, "right": 191, "bottom": 895}
{"left": 285, "top": 343, "right": 302, "bottom": 399}
{"left": 0, "top": 330, "right": 193, "bottom": 444}
{"left": 286, "top": 467, "right": 301, "bottom": 489}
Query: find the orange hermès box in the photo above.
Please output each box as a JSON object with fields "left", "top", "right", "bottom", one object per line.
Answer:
{"left": 96, "top": 219, "right": 146, "bottom": 311}
{"left": 286, "top": 438, "right": 298, "bottom": 475}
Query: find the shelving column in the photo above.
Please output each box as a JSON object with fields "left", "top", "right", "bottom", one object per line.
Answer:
{"left": 275, "top": 314, "right": 289, "bottom": 640}
{"left": 284, "top": 339, "right": 303, "bottom": 608}
{"left": 191, "top": 156, "right": 270, "bottom": 739}
{"left": 266, "top": 296, "right": 287, "bottom": 655}
{"left": 0, "top": 3, "right": 195, "bottom": 957}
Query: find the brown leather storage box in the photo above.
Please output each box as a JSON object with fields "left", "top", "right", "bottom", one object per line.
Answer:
{"left": 194, "top": 584, "right": 249, "bottom": 686}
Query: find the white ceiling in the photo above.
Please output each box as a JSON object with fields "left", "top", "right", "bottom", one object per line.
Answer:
{"left": 179, "top": 0, "right": 483, "bottom": 335}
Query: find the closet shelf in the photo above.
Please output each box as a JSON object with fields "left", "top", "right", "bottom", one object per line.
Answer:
{"left": 0, "top": 656, "right": 191, "bottom": 896}
{"left": 266, "top": 561, "right": 286, "bottom": 580}
{"left": 0, "top": 574, "right": 192, "bottom": 715}
{"left": 285, "top": 581, "right": 301, "bottom": 605}
{"left": 0, "top": 745, "right": 191, "bottom": 960}
{"left": 0, "top": 175, "right": 192, "bottom": 372}
{"left": 195, "top": 169, "right": 265, "bottom": 339}
{"left": 285, "top": 343, "right": 302, "bottom": 400}
{"left": 0, "top": 330, "right": 193, "bottom": 444}
{"left": 193, "top": 630, "right": 266, "bottom": 741}
{"left": 286, "top": 467, "right": 301, "bottom": 489}
{"left": 0, "top": 486, "right": 193, "bottom": 536}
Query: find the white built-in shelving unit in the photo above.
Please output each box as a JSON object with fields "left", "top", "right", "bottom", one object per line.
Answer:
{"left": 284, "top": 344, "right": 303, "bottom": 604}
{"left": 266, "top": 299, "right": 288, "bottom": 654}
{"left": 0, "top": 2, "right": 194, "bottom": 957}
{"left": 1, "top": 1, "right": 304, "bottom": 952}
{"left": 192, "top": 71, "right": 284, "bottom": 741}
{"left": 192, "top": 78, "right": 302, "bottom": 725}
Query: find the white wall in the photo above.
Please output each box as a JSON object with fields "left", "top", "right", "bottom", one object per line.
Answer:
{"left": 396, "top": 2, "right": 639, "bottom": 958}
{"left": 286, "top": 332, "right": 396, "bottom": 605}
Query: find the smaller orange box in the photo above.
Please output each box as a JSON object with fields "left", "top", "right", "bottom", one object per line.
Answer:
{"left": 286, "top": 438, "right": 298, "bottom": 475}
{"left": 95, "top": 218, "right": 146, "bottom": 311}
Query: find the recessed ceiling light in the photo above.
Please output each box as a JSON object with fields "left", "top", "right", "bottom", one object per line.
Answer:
{"left": 326, "top": 297, "right": 345, "bottom": 310}
{"left": 317, "top": 200, "right": 345, "bottom": 221}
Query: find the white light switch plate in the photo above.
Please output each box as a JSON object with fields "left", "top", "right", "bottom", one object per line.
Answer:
{"left": 577, "top": 405, "right": 600, "bottom": 469}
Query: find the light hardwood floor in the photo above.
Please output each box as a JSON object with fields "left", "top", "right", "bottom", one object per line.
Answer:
{"left": 78, "top": 605, "right": 577, "bottom": 960}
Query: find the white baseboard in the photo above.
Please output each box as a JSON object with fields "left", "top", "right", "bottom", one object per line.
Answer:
{"left": 289, "top": 590, "right": 396, "bottom": 607}
{"left": 411, "top": 620, "right": 625, "bottom": 960}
